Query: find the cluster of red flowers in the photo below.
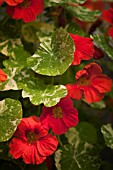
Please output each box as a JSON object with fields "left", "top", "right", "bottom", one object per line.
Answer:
{"left": 0, "top": 0, "right": 44, "bottom": 22}
{"left": 9, "top": 95, "right": 79, "bottom": 164}
{"left": 102, "top": 8, "right": 113, "bottom": 39}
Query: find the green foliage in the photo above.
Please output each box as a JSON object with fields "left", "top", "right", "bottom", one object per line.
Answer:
{"left": 64, "top": 5, "right": 101, "bottom": 22}
{"left": 27, "top": 28, "right": 74, "bottom": 76}
{"left": 101, "top": 124, "right": 113, "bottom": 149}
{"left": 55, "top": 143, "right": 100, "bottom": 170}
{"left": 0, "top": 98, "right": 22, "bottom": 142}
{"left": 65, "top": 122, "right": 97, "bottom": 145}
{"left": 93, "top": 34, "right": 113, "bottom": 60}
{"left": 55, "top": 122, "right": 100, "bottom": 170}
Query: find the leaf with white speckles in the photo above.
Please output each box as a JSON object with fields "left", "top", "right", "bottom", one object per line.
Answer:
{"left": 65, "top": 5, "right": 100, "bottom": 22}
{"left": 101, "top": 124, "right": 113, "bottom": 149}
{"left": 27, "top": 28, "right": 74, "bottom": 76}
{"left": 17, "top": 76, "right": 67, "bottom": 107}
{"left": 93, "top": 34, "right": 113, "bottom": 60}
{"left": 0, "top": 98, "right": 22, "bottom": 142}
{"left": 55, "top": 143, "right": 101, "bottom": 170}
{"left": 55, "top": 122, "right": 100, "bottom": 170}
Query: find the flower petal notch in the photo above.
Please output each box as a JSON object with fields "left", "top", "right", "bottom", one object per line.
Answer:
{"left": 9, "top": 116, "right": 58, "bottom": 164}
{"left": 66, "top": 62, "right": 112, "bottom": 103}
{"left": 40, "top": 95, "right": 79, "bottom": 135}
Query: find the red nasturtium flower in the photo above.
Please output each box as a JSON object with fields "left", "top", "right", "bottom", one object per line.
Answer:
{"left": 9, "top": 116, "right": 58, "bottom": 164}
{"left": 40, "top": 95, "right": 79, "bottom": 135}
{"left": 0, "top": 69, "right": 7, "bottom": 82}
{"left": 6, "top": 0, "right": 44, "bottom": 23}
{"left": 66, "top": 63, "right": 112, "bottom": 103}
{"left": 70, "top": 34, "right": 94, "bottom": 65}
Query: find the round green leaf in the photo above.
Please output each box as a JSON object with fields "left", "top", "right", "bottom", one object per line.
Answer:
{"left": 0, "top": 98, "right": 22, "bottom": 142}
{"left": 55, "top": 143, "right": 101, "bottom": 170}
{"left": 27, "top": 28, "right": 74, "bottom": 76}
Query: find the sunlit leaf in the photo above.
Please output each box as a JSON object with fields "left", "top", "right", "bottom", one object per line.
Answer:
{"left": 27, "top": 28, "right": 74, "bottom": 76}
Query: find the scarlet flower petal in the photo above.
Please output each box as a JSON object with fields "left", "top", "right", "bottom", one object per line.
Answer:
{"left": 75, "top": 70, "right": 88, "bottom": 80}
{"left": 92, "top": 75, "right": 112, "bottom": 93}
{"left": 84, "top": 62, "right": 102, "bottom": 79}
{"left": 51, "top": 118, "right": 68, "bottom": 135}
{"left": 22, "top": 144, "right": 46, "bottom": 164}
{"left": 83, "top": 86, "right": 104, "bottom": 103}
{"left": 63, "top": 109, "right": 79, "bottom": 128}
{"left": 102, "top": 8, "right": 113, "bottom": 25}
{"left": 9, "top": 138, "right": 27, "bottom": 159}
{"left": 66, "top": 84, "right": 83, "bottom": 100}
{"left": 37, "top": 134, "right": 58, "bottom": 156}
{"left": 0, "top": 69, "right": 7, "bottom": 82}
{"left": 70, "top": 34, "right": 94, "bottom": 65}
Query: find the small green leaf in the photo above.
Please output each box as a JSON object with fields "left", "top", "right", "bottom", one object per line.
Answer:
{"left": 93, "top": 34, "right": 113, "bottom": 60}
{"left": 27, "top": 28, "right": 74, "bottom": 76}
{"left": 65, "top": 5, "right": 101, "bottom": 22}
{"left": 0, "top": 98, "right": 22, "bottom": 142}
{"left": 65, "top": 122, "right": 97, "bottom": 145}
{"left": 55, "top": 143, "right": 100, "bottom": 170}
{"left": 101, "top": 124, "right": 113, "bottom": 149}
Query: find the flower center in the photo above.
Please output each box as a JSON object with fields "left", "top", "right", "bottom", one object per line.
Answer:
{"left": 19, "top": 0, "right": 31, "bottom": 8}
{"left": 27, "top": 132, "right": 38, "bottom": 143}
{"left": 52, "top": 106, "right": 63, "bottom": 118}
{"left": 77, "top": 77, "right": 90, "bottom": 86}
